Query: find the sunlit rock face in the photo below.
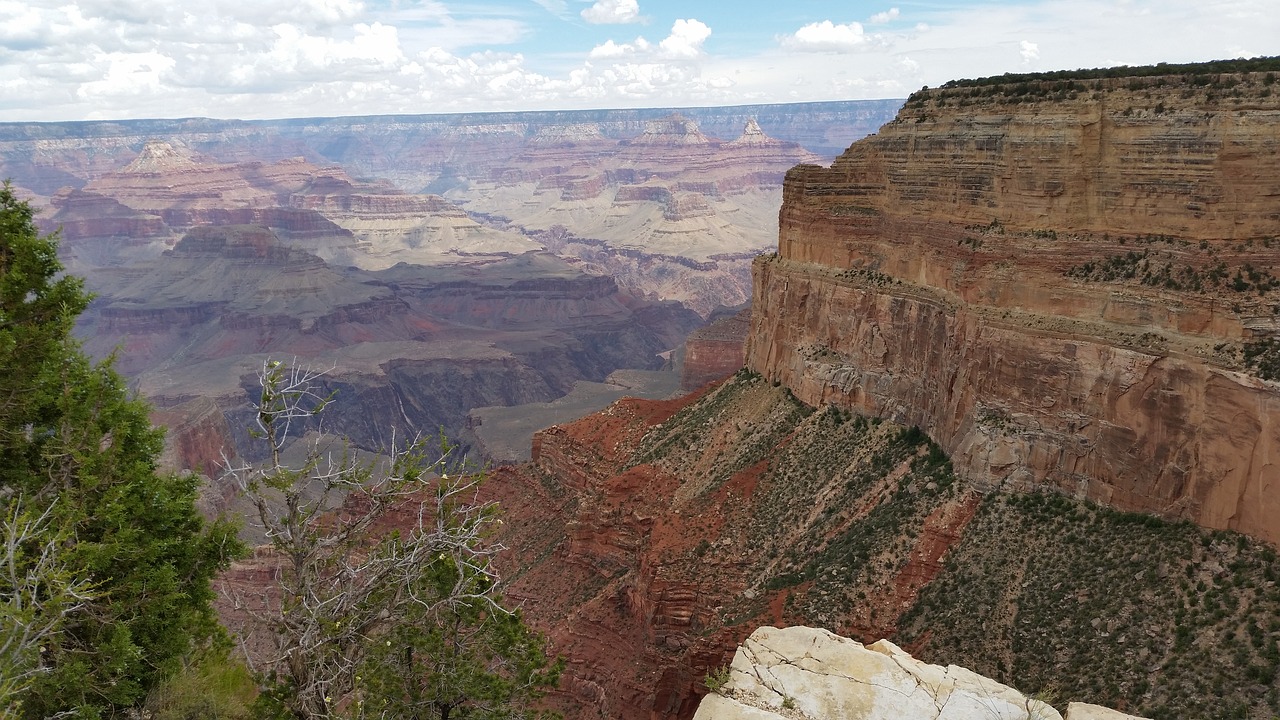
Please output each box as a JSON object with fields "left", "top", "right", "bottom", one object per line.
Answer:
{"left": 693, "top": 626, "right": 1147, "bottom": 720}
{"left": 746, "top": 69, "right": 1280, "bottom": 543}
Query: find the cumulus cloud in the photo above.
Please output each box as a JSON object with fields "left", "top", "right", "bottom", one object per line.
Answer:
{"left": 587, "top": 19, "right": 708, "bottom": 61}
{"left": 580, "top": 0, "right": 640, "bottom": 25}
{"left": 2, "top": 0, "right": 1280, "bottom": 122}
{"left": 868, "top": 8, "right": 899, "bottom": 24}
{"left": 658, "top": 18, "right": 710, "bottom": 58}
{"left": 588, "top": 37, "right": 649, "bottom": 58}
{"left": 1020, "top": 39, "right": 1040, "bottom": 65}
{"left": 782, "top": 20, "right": 873, "bottom": 53}
{"left": 268, "top": 22, "right": 403, "bottom": 76}
{"left": 76, "top": 50, "right": 175, "bottom": 99}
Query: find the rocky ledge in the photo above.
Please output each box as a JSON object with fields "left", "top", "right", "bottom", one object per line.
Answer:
{"left": 697, "top": 626, "right": 1146, "bottom": 720}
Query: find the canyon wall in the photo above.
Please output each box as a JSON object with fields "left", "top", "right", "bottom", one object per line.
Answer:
{"left": 746, "top": 69, "right": 1280, "bottom": 543}
{"left": 679, "top": 308, "right": 749, "bottom": 391}
{"left": 494, "top": 371, "right": 1280, "bottom": 720}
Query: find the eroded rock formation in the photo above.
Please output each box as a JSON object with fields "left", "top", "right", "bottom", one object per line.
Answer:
{"left": 76, "top": 224, "right": 700, "bottom": 470}
{"left": 746, "top": 68, "right": 1280, "bottom": 543}
{"left": 680, "top": 308, "right": 750, "bottom": 391}
{"left": 494, "top": 369, "right": 1280, "bottom": 720}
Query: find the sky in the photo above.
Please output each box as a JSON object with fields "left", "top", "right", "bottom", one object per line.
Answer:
{"left": 0, "top": 0, "right": 1276, "bottom": 122}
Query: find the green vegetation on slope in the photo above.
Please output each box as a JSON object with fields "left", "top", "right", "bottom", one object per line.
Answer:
{"left": 746, "top": 409, "right": 958, "bottom": 630}
{"left": 900, "top": 56, "right": 1280, "bottom": 111}
{"left": 629, "top": 368, "right": 813, "bottom": 491}
{"left": 633, "top": 371, "right": 1280, "bottom": 720}
{"left": 899, "top": 491, "right": 1280, "bottom": 720}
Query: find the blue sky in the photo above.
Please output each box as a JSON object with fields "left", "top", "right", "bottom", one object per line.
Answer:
{"left": 0, "top": 0, "right": 1275, "bottom": 122}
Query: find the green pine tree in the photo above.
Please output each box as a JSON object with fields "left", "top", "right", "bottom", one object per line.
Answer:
{"left": 0, "top": 182, "right": 244, "bottom": 718}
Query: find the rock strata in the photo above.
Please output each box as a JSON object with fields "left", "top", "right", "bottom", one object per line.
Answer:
{"left": 746, "top": 66, "right": 1280, "bottom": 543}
{"left": 681, "top": 308, "right": 750, "bottom": 391}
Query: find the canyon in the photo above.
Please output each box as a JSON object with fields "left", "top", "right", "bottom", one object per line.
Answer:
{"left": 471, "top": 61, "right": 1280, "bottom": 720}
{"left": 0, "top": 101, "right": 899, "bottom": 468}
{"left": 16, "top": 60, "right": 1280, "bottom": 720}
{"left": 2, "top": 101, "right": 896, "bottom": 316}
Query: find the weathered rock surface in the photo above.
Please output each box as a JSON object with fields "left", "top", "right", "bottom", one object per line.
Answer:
{"left": 681, "top": 308, "right": 750, "bottom": 391}
{"left": 491, "top": 350, "right": 1280, "bottom": 720}
{"left": 695, "top": 626, "right": 1145, "bottom": 720}
{"left": 746, "top": 68, "right": 1280, "bottom": 543}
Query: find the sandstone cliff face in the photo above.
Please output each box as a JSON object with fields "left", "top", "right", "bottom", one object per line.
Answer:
{"left": 680, "top": 308, "right": 750, "bottom": 391}
{"left": 746, "top": 70, "right": 1280, "bottom": 543}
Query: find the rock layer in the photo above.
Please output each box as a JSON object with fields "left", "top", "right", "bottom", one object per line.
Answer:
{"left": 77, "top": 225, "right": 700, "bottom": 469}
{"left": 681, "top": 308, "right": 750, "bottom": 391}
{"left": 491, "top": 369, "right": 1280, "bottom": 720}
{"left": 746, "top": 69, "right": 1280, "bottom": 543}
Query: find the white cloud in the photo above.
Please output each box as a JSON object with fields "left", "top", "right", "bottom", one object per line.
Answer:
{"left": 782, "top": 20, "right": 873, "bottom": 53}
{"left": 76, "top": 50, "right": 175, "bottom": 100}
{"left": 214, "top": 0, "right": 366, "bottom": 27}
{"left": 580, "top": 0, "right": 640, "bottom": 25}
{"left": 1, "top": 0, "right": 1279, "bottom": 122}
{"left": 1019, "top": 39, "right": 1040, "bottom": 65}
{"left": 869, "top": 8, "right": 899, "bottom": 24}
{"left": 588, "top": 37, "right": 649, "bottom": 58}
{"left": 268, "top": 21, "right": 404, "bottom": 75}
{"left": 659, "top": 18, "right": 710, "bottom": 59}
{"left": 587, "top": 19, "right": 707, "bottom": 61}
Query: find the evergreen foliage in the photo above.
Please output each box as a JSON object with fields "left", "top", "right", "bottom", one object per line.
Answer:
{"left": 936, "top": 56, "right": 1280, "bottom": 90}
{"left": 0, "top": 182, "right": 243, "bottom": 718}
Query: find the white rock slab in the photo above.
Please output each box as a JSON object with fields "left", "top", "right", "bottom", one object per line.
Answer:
{"left": 692, "top": 626, "right": 1146, "bottom": 720}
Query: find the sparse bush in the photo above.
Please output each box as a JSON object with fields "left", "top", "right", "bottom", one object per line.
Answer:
{"left": 705, "top": 665, "right": 732, "bottom": 694}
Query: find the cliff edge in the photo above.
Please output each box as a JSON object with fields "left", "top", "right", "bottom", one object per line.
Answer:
{"left": 746, "top": 62, "right": 1280, "bottom": 543}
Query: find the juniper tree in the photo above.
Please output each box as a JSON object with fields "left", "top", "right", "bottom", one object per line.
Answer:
{"left": 0, "top": 182, "right": 242, "bottom": 718}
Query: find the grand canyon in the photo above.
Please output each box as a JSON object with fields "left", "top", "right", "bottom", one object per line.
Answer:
{"left": 7, "top": 57, "right": 1280, "bottom": 720}
{"left": 1, "top": 101, "right": 896, "bottom": 474}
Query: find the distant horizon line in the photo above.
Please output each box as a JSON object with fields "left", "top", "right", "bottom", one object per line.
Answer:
{"left": 0, "top": 97, "right": 909, "bottom": 129}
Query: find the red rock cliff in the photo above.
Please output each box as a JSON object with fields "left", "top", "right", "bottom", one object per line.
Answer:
{"left": 746, "top": 69, "right": 1280, "bottom": 543}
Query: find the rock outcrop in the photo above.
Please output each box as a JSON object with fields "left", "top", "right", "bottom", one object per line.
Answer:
{"left": 695, "top": 626, "right": 1146, "bottom": 720}
{"left": 680, "top": 308, "right": 750, "bottom": 391}
{"left": 745, "top": 66, "right": 1280, "bottom": 543}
